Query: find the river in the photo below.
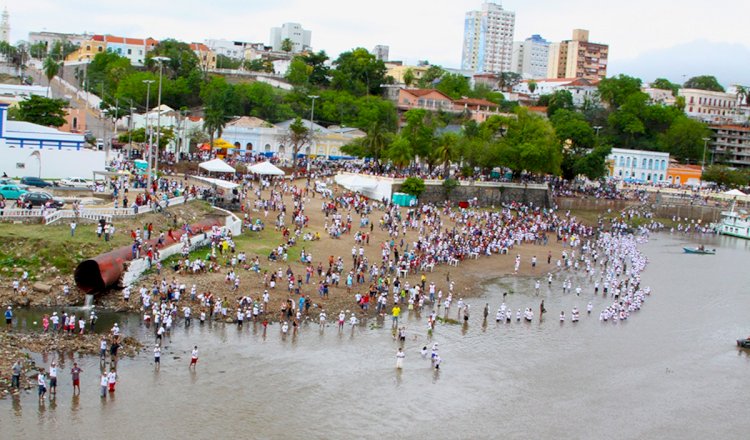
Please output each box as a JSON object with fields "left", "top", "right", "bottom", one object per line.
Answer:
{"left": 2, "top": 232, "right": 749, "bottom": 439}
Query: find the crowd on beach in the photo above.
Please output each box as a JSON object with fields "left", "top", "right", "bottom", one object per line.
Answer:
{"left": 3, "top": 162, "right": 710, "bottom": 400}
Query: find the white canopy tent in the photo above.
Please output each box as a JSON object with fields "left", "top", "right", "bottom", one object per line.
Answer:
{"left": 723, "top": 189, "right": 746, "bottom": 196}
{"left": 247, "top": 161, "right": 285, "bottom": 176}
{"left": 335, "top": 174, "right": 378, "bottom": 191}
{"left": 192, "top": 175, "right": 239, "bottom": 190}
{"left": 199, "top": 158, "right": 236, "bottom": 174}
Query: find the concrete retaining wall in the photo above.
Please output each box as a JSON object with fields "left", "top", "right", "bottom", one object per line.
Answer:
{"left": 396, "top": 181, "right": 552, "bottom": 208}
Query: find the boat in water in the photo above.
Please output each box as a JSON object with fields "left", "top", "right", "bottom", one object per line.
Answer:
{"left": 683, "top": 247, "right": 716, "bottom": 255}
{"left": 714, "top": 202, "right": 750, "bottom": 239}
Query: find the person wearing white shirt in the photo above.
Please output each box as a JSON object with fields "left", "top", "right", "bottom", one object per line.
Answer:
{"left": 395, "top": 347, "right": 405, "bottom": 369}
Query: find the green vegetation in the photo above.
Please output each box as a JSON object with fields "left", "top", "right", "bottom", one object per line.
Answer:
{"left": 401, "top": 177, "right": 426, "bottom": 198}
{"left": 13, "top": 95, "right": 68, "bottom": 127}
{"left": 702, "top": 165, "right": 750, "bottom": 188}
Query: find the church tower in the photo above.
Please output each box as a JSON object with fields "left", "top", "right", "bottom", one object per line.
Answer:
{"left": 0, "top": 7, "right": 10, "bottom": 44}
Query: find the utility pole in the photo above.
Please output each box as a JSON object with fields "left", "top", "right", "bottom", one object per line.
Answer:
{"left": 308, "top": 94, "right": 319, "bottom": 161}
{"left": 143, "top": 79, "right": 155, "bottom": 189}
{"left": 152, "top": 56, "right": 170, "bottom": 183}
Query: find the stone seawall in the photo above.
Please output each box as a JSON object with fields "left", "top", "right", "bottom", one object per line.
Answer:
{"left": 394, "top": 181, "right": 552, "bottom": 208}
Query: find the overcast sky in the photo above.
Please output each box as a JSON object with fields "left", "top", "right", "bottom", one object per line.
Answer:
{"left": 9, "top": 0, "right": 750, "bottom": 75}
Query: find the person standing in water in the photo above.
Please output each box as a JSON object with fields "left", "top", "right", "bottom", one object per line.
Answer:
{"left": 396, "top": 347, "right": 405, "bottom": 369}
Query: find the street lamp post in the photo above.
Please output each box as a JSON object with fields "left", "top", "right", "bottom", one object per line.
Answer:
{"left": 593, "top": 125, "right": 602, "bottom": 138}
{"left": 702, "top": 137, "right": 711, "bottom": 172}
{"left": 128, "top": 104, "right": 136, "bottom": 160}
{"left": 308, "top": 95, "right": 319, "bottom": 160}
{"left": 152, "top": 56, "right": 170, "bottom": 186}
{"left": 142, "top": 79, "right": 155, "bottom": 188}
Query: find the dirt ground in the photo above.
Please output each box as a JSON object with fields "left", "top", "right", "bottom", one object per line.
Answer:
{"left": 108, "top": 179, "right": 566, "bottom": 323}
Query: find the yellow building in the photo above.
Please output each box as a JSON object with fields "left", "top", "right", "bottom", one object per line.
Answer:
{"left": 65, "top": 38, "right": 106, "bottom": 62}
{"left": 190, "top": 43, "right": 217, "bottom": 70}
{"left": 385, "top": 63, "right": 430, "bottom": 85}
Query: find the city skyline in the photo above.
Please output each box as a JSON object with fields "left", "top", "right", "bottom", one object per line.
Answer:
{"left": 7, "top": 0, "right": 750, "bottom": 83}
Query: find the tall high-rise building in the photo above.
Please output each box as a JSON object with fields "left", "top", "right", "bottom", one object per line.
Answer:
{"left": 269, "top": 23, "right": 311, "bottom": 53}
{"left": 547, "top": 29, "right": 608, "bottom": 80}
{"left": 372, "top": 45, "right": 389, "bottom": 62}
{"left": 511, "top": 34, "right": 549, "bottom": 79}
{"left": 0, "top": 7, "right": 10, "bottom": 44}
{"left": 461, "top": 1, "right": 515, "bottom": 74}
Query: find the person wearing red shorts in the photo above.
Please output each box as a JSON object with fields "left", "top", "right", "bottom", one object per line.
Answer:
{"left": 70, "top": 362, "right": 82, "bottom": 395}
{"left": 189, "top": 345, "right": 198, "bottom": 368}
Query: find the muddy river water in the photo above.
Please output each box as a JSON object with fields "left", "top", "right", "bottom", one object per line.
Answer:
{"left": 2, "top": 233, "right": 750, "bottom": 439}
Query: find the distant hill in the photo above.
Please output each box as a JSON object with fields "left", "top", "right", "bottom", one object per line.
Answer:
{"left": 609, "top": 40, "right": 750, "bottom": 87}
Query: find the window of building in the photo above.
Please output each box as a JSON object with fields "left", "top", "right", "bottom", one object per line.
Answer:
{"left": 246, "top": 143, "right": 253, "bottom": 151}
{"left": 648, "top": 158, "right": 653, "bottom": 169}
{"left": 626, "top": 157, "right": 630, "bottom": 167}
{"left": 264, "top": 144, "right": 271, "bottom": 152}
{"left": 642, "top": 158, "right": 647, "bottom": 168}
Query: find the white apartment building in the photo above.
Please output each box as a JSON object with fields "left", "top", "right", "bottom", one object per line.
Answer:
{"left": 269, "top": 23, "right": 311, "bottom": 53}
{"left": 461, "top": 1, "right": 515, "bottom": 74}
{"left": 607, "top": 147, "right": 669, "bottom": 183}
{"left": 511, "top": 34, "right": 549, "bottom": 79}
{"left": 679, "top": 88, "right": 745, "bottom": 124}
{"left": 512, "top": 77, "right": 599, "bottom": 107}
{"left": 205, "top": 39, "right": 257, "bottom": 59}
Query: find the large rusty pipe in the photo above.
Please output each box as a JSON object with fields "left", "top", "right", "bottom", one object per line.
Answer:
{"left": 74, "top": 218, "right": 223, "bottom": 294}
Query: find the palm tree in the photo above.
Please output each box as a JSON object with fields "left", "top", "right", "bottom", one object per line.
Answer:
{"left": 42, "top": 57, "right": 60, "bottom": 97}
{"left": 203, "top": 109, "right": 226, "bottom": 150}
{"left": 735, "top": 85, "right": 748, "bottom": 108}
{"left": 387, "top": 135, "right": 413, "bottom": 170}
{"left": 435, "top": 132, "right": 459, "bottom": 177}
{"left": 360, "top": 121, "right": 393, "bottom": 171}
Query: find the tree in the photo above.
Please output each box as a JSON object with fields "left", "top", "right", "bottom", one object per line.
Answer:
{"left": 400, "top": 177, "right": 425, "bottom": 198}
{"left": 528, "top": 80, "right": 537, "bottom": 94}
{"left": 243, "top": 59, "right": 274, "bottom": 73}
{"left": 216, "top": 54, "right": 241, "bottom": 70}
{"left": 735, "top": 86, "right": 749, "bottom": 107}
{"left": 117, "top": 126, "right": 174, "bottom": 148}
{"left": 416, "top": 65, "right": 445, "bottom": 88}
{"left": 146, "top": 39, "right": 200, "bottom": 80}
{"left": 401, "top": 109, "right": 442, "bottom": 171}
{"left": 386, "top": 135, "right": 413, "bottom": 169}
{"left": 550, "top": 109, "right": 595, "bottom": 149}
{"left": 42, "top": 57, "right": 60, "bottom": 96}
{"left": 342, "top": 120, "right": 394, "bottom": 169}
{"left": 651, "top": 78, "right": 680, "bottom": 96}
{"left": 498, "top": 107, "right": 561, "bottom": 176}
{"left": 15, "top": 95, "right": 67, "bottom": 127}
{"left": 281, "top": 38, "right": 293, "bottom": 53}
{"left": 496, "top": 72, "right": 521, "bottom": 92}
{"left": 435, "top": 132, "right": 460, "bottom": 176}
{"left": 683, "top": 75, "right": 725, "bottom": 92}
{"left": 701, "top": 165, "right": 749, "bottom": 188}
{"left": 29, "top": 41, "right": 47, "bottom": 59}
{"left": 546, "top": 89, "right": 575, "bottom": 117}
{"left": 49, "top": 40, "right": 78, "bottom": 61}
{"left": 299, "top": 50, "right": 330, "bottom": 87}
{"left": 280, "top": 117, "right": 312, "bottom": 169}
{"left": 285, "top": 57, "right": 311, "bottom": 87}
{"left": 436, "top": 73, "right": 471, "bottom": 100}
{"left": 331, "top": 48, "right": 387, "bottom": 96}
{"left": 658, "top": 116, "right": 711, "bottom": 163}
{"left": 442, "top": 177, "right": 459, "bottom": 200}
{"left": 598, "top": 74, "right": 642, "bottom": 109}
{"left": 403, "top": 68, "right": 415, "bottom": 87}
{"left": 200, "top": 76, "right": 234, "bottom": 147}
{"left": 571, "top": 144, "right": 612, "bottom": 180}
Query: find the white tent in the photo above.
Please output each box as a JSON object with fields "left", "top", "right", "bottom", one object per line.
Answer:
{"left": 723, "top": 189, "right": 746, "bottom": 196}
{"left": 335, "top": 174, "right": 377, "bottom": 191}
{"left": 192, "top": 175, "right": 239, "bottom": 190}
{"left": 248, "top": 161, "right": 285, "bottom": 176}
{"left": 199, "top": 158, "right": 235, "bottom": 174}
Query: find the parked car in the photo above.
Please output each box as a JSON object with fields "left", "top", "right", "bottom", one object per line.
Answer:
{"left": 18, "top": 191, "right": 65, "bottom": 208}
{"left": 0, "top": 184, "right": 28, "bottom": 200}
{"left": 59, "top": 177, "right": 93, "bottom": 187}
{"left": 20, "top": 176, "right": 52, "bottom": 188}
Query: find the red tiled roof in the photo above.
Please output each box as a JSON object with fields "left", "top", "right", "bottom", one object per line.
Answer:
{"left": 526, "top": 106, "right": 548, "bottom": 113}
{"left": 454, "top": 98, "right": 498, "bottom": 107}
{"left": 401, "top": 88, "right": 451, "bottom": 99}
{"left": 190, "top": 43, "right": 209, "bottom": 51}
{"left": 92, "top": 35, "right": 104, "bottom": 42}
